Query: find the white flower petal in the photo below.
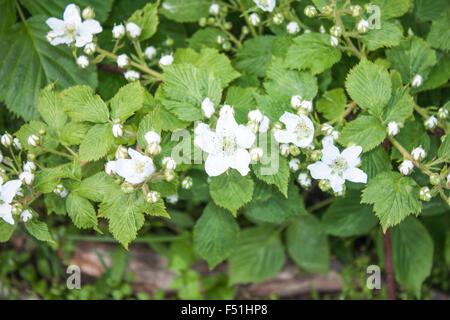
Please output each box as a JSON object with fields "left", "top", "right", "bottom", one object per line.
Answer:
{"left": 205, "top": 154, "right": 229, "bottom": 176}
{"left": 341, "top": 145, "right": 362, "bottom": 167}
{"left": 329, "top": 174, "right": 345, "bottom": 193}
{"left": 46, "top": 18, "right": 65, "bottom": 35}
{"left": 343, "top": 167, "right": 367, "bottom": 184}
{"left": 0, "top": 203, "right": 14, "bottom": 225}
{"left": 321, "top": 139, "right": 340, "bottom": 165}
{"left": 307, "top": 162, "right": 332, "bottom": 180}
{"left": 216, "top": 108, "right": 238, "bottom": 134}
{"left": 114, "top": 159, "right": 136, "bottom": 179}
{"left": 236, "top": 125, "right": 255, "bottom": 149}
{"left": 79, "top": 19, "right": 103, "bottom": 35}
{"left": 63, "top": 4, "right": 81, "bottom": 27}
{"left": 75, "top": 34, "right": 93, "bottom": 47}
{"left": 194, "top": 128, "right": 216, "bottom": 154}
{"left": 279, "top": 112, "right": 300, "bottom": 130}
{"left": 273, "top": 129, "right": 296, "bottom": 144}
{"left": 0, "top": 180, "right": 22, "bottom": 204}
{"left": 229, "top": 148, "right": 251, "bottom": 176}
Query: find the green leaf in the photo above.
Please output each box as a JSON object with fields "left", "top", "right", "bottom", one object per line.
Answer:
{"left": 160, "top": 0, "right": 209, "bottom": 22}
{"left": 345, "top": 59, "right": 391, "bottom": 116}
{"left": 381, "top": 87, "right": 414, "bottom": 124}
{"left": 127, "top": 2, "right": 158, "bottom": 40}
{"left": 110, "top": 82, "right": 144, "bottom": 122}
{"left": 0, "top": 219, "right": 16, "bottom": 242}
{"left": 144, "top": 201, "right": 170, "bottom": 218}
{"left": 66, "top": 192, "right": 98, "bottom": 229}
{"left": 79, "top": 123, "right": 114, "bottom": 162}
{"left": 15, "top": 120, "right": 58, "bottom": 153}
{"left": 316, "top": 88, "right": 347, "bottom": 120}
{"left": 391, "top": 217, "right": 434, "bottom": 298}
{"left": 225, "top": 86, "right": 257, "bottom": 124}
{"left": 33, "top": 163, "right": 81, "bottom": 193}
{"left": 361, "top": 171, "right": 422, "bottom": 231}
{"left": 286, "top": 215, "right": 329, "bottom": 274}
{"left": 0, "top": 16, "right": 97, "bottom": 120}
{"left": 188, "top": 27, "right": 227, "bottom": 51}
{"left": 438, "top": 134, "right": 450, "bottom": 159}
{"left": 390, "top": 119, "right": 430, "bottom": 160}
{"left": 38, "top": 84, "right": 67, "bottom": 131}
{"left": 338, "top": 115, "right": 386, "bottom": 152}
{"left": 414, "top": 0, "right": 448, "bottom": 22}
{"left": 174, "top": 48, "right": 240, "bottom": 87}
{"left": 25, "top": 217, "right": 55, "bottom": 244}
{"left": 285, "top": 33, "right": 342, "bottom": 75}
{"left": 76, "top": 172, "right": 119, "bottom": 202}
{"left": 360, "top": 20, "right": 403, "bottom": 51}
{"left": 386, "top": 37, "right": 437, "bottom": 84}
{"left": 321, "top": 190, "right": 378, "bottom": 237}
{"left": 372, "top": 0, "right": 413, "bottom": 19}
{"left": 427, "top": 10, "right": 450, "bottom": 50}
{"left": 19, "top": 0, "right": 114, "bottom": 23}
{"left": 234, "top": 35, "right": 291, "bottom": 77}
{"left": 253, "top": 93, "right": 289, "bottom": 123}
{"left": 359, "top": 146, "right": 392, "bottom": 180}
{"left": 193, "top": 203, "right": 239, "bottom": 269}
{"left": 209, "top": 170, "right": 254, "bottom": 215}
{"left": 61, "top": 85, "right": 109, "bottom": 123}
{"left": 229, "top": 225, "right": 285, "bottom": 284}
{"left": 61, "top": 122, "right": 92, "bottom": 146}
{"left": 246, "top": 182, "right": 306, "bottom": 224}
{"left": 252, "top": 154, "right": 290, "bottom": 197}
{"left": 0, "top": 0, "right": 16, "bottom": 33}
{"left": 420, "top": 53, "right": 450, "bottom": 92}
{"left": 161, "top": 64, "right": 222, "bottom": 121}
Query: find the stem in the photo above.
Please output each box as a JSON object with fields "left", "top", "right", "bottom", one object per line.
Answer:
{"left": 307, "top": 197, "right": 335, "bottom": 212}
{"left": 237, "top": 0, "right": 257, "bottom": 37}
{"left": 382, "top": 228, "right": 396, "bottom": 300}
{"left": 388, "top": 136, "right": 434, "bottom": 176}
{"left": 333, "top": 1, "right": 364, "bottom": 59}
{"left": 39, "top": 145, "right": 73, "bottom": 159}
{"left": 327, "top": 102, "right": 357, "bottom": 126}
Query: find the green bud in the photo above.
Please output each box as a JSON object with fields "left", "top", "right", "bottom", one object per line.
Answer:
{"left": 222, "top": 41, "right": 232, "bottom": 51}
{"left": 199, "top": 17, "right": 207, "bottom": 27}
{"left": 241, "top": 26, "right": 249, "bottom": 35}
{"left": 165, "top": 38, "right": 174, "bottom": 47}
{"left": 27, "top": 153, "right": 36, "bottom": 161}
{"left": 121, "top": 182, "right": 135, "bottom": 194}
{"left": 319, "top": 180, "right": 331, "bottom": 192}
{"left": 165, "top": 170, "right": 176, "bottom": 182}
{"left": 289, "top": 145, "right": 301, "bottom": 156}
{"left": 208, "top": 17, "right": 215, "bottom": 25}
{"left": 224, "top": 22, "right": 232, "bottom": 30}
{"left": 310, "top": 150, "right": 322, "bottom": 162}
{"left": 429, "top": 174, "right": 440, "bottom": 186}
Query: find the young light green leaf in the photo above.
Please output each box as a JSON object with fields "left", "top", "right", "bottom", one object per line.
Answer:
{"left": 110, "top": 82, "right": 145, "bottom": 122}
{"left": 360, "top": 20, "right": 403, "bottom": 51}
{"left": 76, "top": 172, "right": 120, "bottom": 202}
{"left": 427, "top": 11, "right": 450, "bottom": 50}
{"left": 61, "top": 85, "right": 109, "bottom": 123}
{"left": 252, "top": 155, "right": 290, "bottom": 197}
{"left": 381, "top": 87, "right": 414, "bottom": 124}
{"left": 359, "top": 146, "right": 392, "bottom": 180}
{"left": 128, "top": 2, "right": 159, "bottom": 40}
{"left": 193, "top": 203, "right": 239, "bottom": 269}
{"left": 361, "top": 171, "right": 422, "bottom": 231}
{"left": 25, "top": 218, "right": 55, "bottom": 244}
{"left": 0, "top": 219, "right": 16, "bottom": 242}
{"left": 225, "top": 86, "right": 257, "bottom": 124}
{"left": 38, "top": 84, "right": 67, "bottom": 131}
{"left": 316, "top": 88, "right": 347, "bottom": 120}
{"left": 66, "top": 192, "right": 98, "bottom": 229}
{"left": 160, "top": 0, "right": 210, "bottom": 22}
{"left": 61, "top": 122, "right": 92, "bottom": 146}
{"left": 338, "top": 115, "right": 386, "bottom": 152}
{"left": 79, "top": 123, "right": 114, "bottom": 162}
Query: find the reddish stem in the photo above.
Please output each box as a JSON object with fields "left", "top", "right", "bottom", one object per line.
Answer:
{"left": 382, "top": 228, "right": 396, "bottom": 300}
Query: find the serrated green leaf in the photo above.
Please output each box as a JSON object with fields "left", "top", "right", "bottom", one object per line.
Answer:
{"left": 161, "top": 64, "right": 222, "bottom": 121}
{"left": 76, "top": 172, "right": 119, "bottom": 202}
{"left": 110, "top": 82, "right": 144, "bottom": 122}
{"left": 386, "top": 37, "right": 437, "bottom": 84}
{"left": 193, "top": 203, "right": 239, "bottom": 269}
{"left": 361, "top": 171, "right": 422, "bottom": 231}
{"left": 372, "top": 0, "right": 413, "bottom": 19}
{"left": 414, "top": 0, "right": 447, "bottom": 22}
{"left": 61, "top": 121, "right": 92, "bottom": 146}
{"left": 345, "top": 59, "right": 391, "bottom": 116}
{"left": 438, "top": 134, "right": 450, "bottom": 159}
{"left": 338, "top": 115, "right": 386, "bottom": 152}
{"left": 66, "top": 192, "right": 98, "bottom": 229}
{"left": 419, "top": 53, "right": 450, "bottom": 92}
{"left": 360, "top": 146, "right": 393, "bottom": 180}
{"left": 144, "top": 201, "right": 170, "bottom": 218}
{"left": 38, "top": 84, "right": 67, "bottom": 131}
{"left": 0, "top": 16, "right": 97, "bottom": 120}
{"left": 209, "top": 170, "right": 254, "bottom": 215}
{"left": 360, "top": 20, "right": 403, "bottom": 51}
{"left": 390, "top": 119, "right": 430, "bottom": 160}
{"left": 0, "top": 0, "right": 16, "bottom": 33}
{"left": 25, "top": 217, "right": 55, "bottom": 244}
{"left": 285, "top": 33, "right": 342, "bottom": 75}
{"left": 128, "top": 2, "right": 158, "bottom": 40}
{"left": 391, "top": 217, "right": 433, "bottom": 298}
{"left": 15, "top": 121, "right": 59, "bottom": 153}
{"left": 61, "top": 85, "right": 109, "bottom": 123}
{"left": 0, "top": 219, "right": 16, "bottom": 242}
{"left": 316, "top": 88, "right": 347, "bottom": 120}
{"left": 229, "top": 225, "right": 285, "bottom": 284}
{"left": 381, "top": 87, "right": 414, "bottom": 124}
{"left": 188, "top": 27, "right": 227, "bottom": 51}
{"left": 160, "top": 0, "right": 209, "bottom": 22}
{"left": 33, "top": 163, "right": 81, "bottom": 193}
{"left": 286, "top": 215, "right": 329, "bottom": 274}
{"left": 79, "top": 123, "right": 114, "bottom": 162}
{"left": 321, "top": 190, "right": 378, "bottom": 237}
{"left": 253, "top": 154, "right": 290, "bottom": 197}
{"left": 427, "top": 10, "right": 450, "bottom": 50}
{"left": 225, "top": 86, "right": 257, "bottom": 124}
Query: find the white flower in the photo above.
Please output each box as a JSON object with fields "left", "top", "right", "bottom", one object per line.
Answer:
{"left": 116, "top": 54, "right": 129, "bottom": 68}
{"left": 19, "top": 171, "right": 34, "bottom": 185}
{"left": 105, "top": 161, "right": 116, "bottom": 175}
{"left": 167, "top": 194, "right": 179, "bottom": 204}
{"left": 144, "top": 46, "right": 157, "bottom": 60}
{"left": 321, "top": 124, "right": 333, "bottom": 136}
{"left": 259, "top": 116, "right": 270, "bottom": 133}
{"left": 249, "top": 147, "right": 263, "bottom": 161}
{"left": 181, "top": 177, "right": 193, "bottom": 189}
{"left": 209, "top": 3, "right": 220, "bottom": 15}
{"left": 289, "top": 158, "right": 301, "bottom": 171}
{"left": 162, "top": 157, "right": 177, "bottom": 170}
{"left": 201, "top": 98, "right": 215, "bottom": 118}
{"left": 84, "top": 42, "right": 96, "bottom": 55}
{"left": 112, "top": 24, "right": 125, "bottom": 38}
{"left": 23, "top": 161, "right": 36, "bottom": 172}
{"left": 249, "top": 13, "right": 260, "bottom": 26}
{"left": 112, "top": 123, "right": 123, "bottom": 138}
{"left": 54, "top": 184, "right": 69, "bottom": 198}
{"left": 307, "top": 140, "right": 367, "bottom": 193}
{"left": 387, "top": 121, "right": 400, "bottom": 136}
{"left": 330, "top": 36, "right": 339, "bottom": 47}
{"left": 77, "top": 55, "right": 89, "bottom": 68}
{"left": 419, "top": 187, "right": 432, "bottom": 201}
{"left": 159, "top": 54, "right": 174, "bottom": 66}
{"left": 110, "top": 148, "right": 154, "bottom": 184}
{"left": 27, "top": 135, "right": 39, "bottom": 147}
{"left": 13, "top": 138, "right": 22, "bottom": 150}
{"left": 412, "top": 74, "right": 423, "bottom": 88}
{"left": 0, "top": 180, "right": 22, "bottom": 225}
{"left": 411, "top": 146, "right": 426, "bottom": 161}
{"left": 248, "top": 110, "right": 263, "bottom": 123}
{"left": 126, "top": 22, "right": 141, "bottom": 39}
{"left": 424, "top": 116, "right": 438, "bottom": 130}
{"left": 399, "top": 160, "right": 414, "bottom": 175}
{"left": 438, "top": 107, "right": 448, "bottom": 119}
{"left": 144, "top": 131, "right": 161, "bottom": 146}
{"left": 46, "top": 4, "right": 102, "bottom": 47}
{"left": 297, "top": 172, "right": 312, "bottom": 188}
{"left": 124, "top": 70, "right": 140, "bottom": 82}
{"left": 21, "top": 209, "right": 33, "bottom": 222}
{"left": 274, "top": 112, "right": 315, "bottom": 148}
{"left": 357, "top": 19, "right": 369, "bottom": 33}
{"left": 304, "top": 5, "right": 317, "bottom": 17}
{"left": 194, "top": 106, "right": 256, "bottom": 176}
{"left": 291, "top": 95, "right": 303, "bottom": 109}
{"left": 1, "top": 133, "right": 12, "bottom": 147}
{"left": 287, "top": 22, "right": 300, "bottom": 34}
{"left": 253, "top": 0, "right": 276, "bottom": 12}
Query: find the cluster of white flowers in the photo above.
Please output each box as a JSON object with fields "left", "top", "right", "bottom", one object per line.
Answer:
{"left": 307, "top": 139, "right": 367, "bottom": 193}
{"left": 399, "top": 159, "right": 414, "bottom": 175}
{"left": 0, "top": 179, "right": 22, "bottom": 225}
{"left": 291, "top": 94, "right": 313, "bottom": 113}
{"left": 194, "top": 105, "right": 256, "bottom": 176}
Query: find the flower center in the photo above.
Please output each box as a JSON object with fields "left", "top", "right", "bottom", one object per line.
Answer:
{"left": 330, "top": 156, "right": 348, "bottom": 175}
{"left": 294, "top": 120, "right": 313, "bottom": 140}
{"left": 134, "top": 160, "right": 147, "bottom": 174}
{"left": 220, "top": 135, "right": 237, "bottom": 156}
{"left": 65, "top": 23, "right": 77, "bottom": 36}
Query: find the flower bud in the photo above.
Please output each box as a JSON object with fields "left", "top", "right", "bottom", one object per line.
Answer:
{"left": 286, "top": 21, "right": 300, "bottom": 35}
{"left": 319, "top": 179, "right": 331, "bottom": 191}
{"left": 249, "top": 13, "right": 260, "bottom": 26}
{"left": 27, "top": 134, "right": 40, "bottom": 147}
{"left": 289, "top": 145, "right": 301, "bottom": 156}
{"left": 199, "top": 17, "right": 207, "bottom": 27}
{"left": 273, "top": 13, "right": 283, "bottom": 25}
{"left": 321, "top": 5, "right": 333, "bottom": 16}
{"left": 242, "top": 26, "right": 249, "bottom": 35}
{"left": 411, "top": 146, "right": 426, "bottom": 161}
{"left": 124, "top": 70, "right": 140, "bottom": 82}
{"left": 222, "top": 41, "right": 232, "bottom": 51}
{"left": 330, "top": 36, "right": 339, "bottom": 47}
{"left": 144, "top": 131, "right": 161, "bottom": 146}
{"left": 291, "top": 95, "right": 302, "bottom": 109}
{"left": 250, "top": 147, "right": 264, "bottom": 161}
{"left": 165, "top": 38, "right": 174, "bottom": 47}
{"left": 159, "top": 54, "right": 174, "bottom": 67}
{"left": 27, "top": 153, "right": 36, "bottom": 161}
{"left": 20, "top": 209, "right": 33, "bottom": 222}
{"left": 84, "top": 42, "right": 96, "bottom": 55}
{"left": 310, "top": 150, "right": 322, "bottom": 162}
{"left": 82, "top": 7, "right": 95, "bottom": 20}
{"left": 357, "top": 19, "right": 369, "bottom": 34}
{"left": 105, "top": 161, "right": 116, "bottom": 176}
{"left": 115, "top": 145, "right": 128, "bottom": 159}
{"left": 112, "top": 123, "right": 123, "bottom": 138}
{"left": 330, "top": 25, "right": 342, "bottom": 37}
{"left": 429, "top": 174, "right": 440, "bottom": 186}
{"left": 297, "top": 172, "right": 311, "bottom": 188}
{"left": 116, "top": 54, "right": 129, "bottom": 68}
{"left": 23, "top": 161, "right": 36, "bottom": 172}
{"left": 387, "top": 121, "right": 400, "bottom": 136}
{"left": 319, "top": 25, "right": 326, "bottom": 34}
{"left": 145, "top": 191, "right": 161, "bottom": 204}
{"left": 350, "top": 5, "right": 362, "bottom": 17}
{"left": 76, "top": 55, "right": 89, "bottom": 68}
{"left": 112, "top": 24, "right": 125, "bottom": 39}
{"left": 147, "top": 143, "right": 161, "bottom": 156}
{"left": 12, "top": 203, "right": 23, "bottom": 216}
{"left": 224, "top": 22, "right": 233, "bottom": 30}
{"left": 289, "top": 158, "right": 300, "bottom": 171}
{"left": 162, "top": 157, "right": 177, "bottom": 171}
{"left": 419, "top": 187, "right": 432, "bottom": 201}
{"left": 181, "top": 176, "right": 193, "bottom": 190}
{"left": 167, "top": 194, "right": 179, "bottom": 204}
{"left": 217, "top": 35, "right": 225, "bottom": 44}
{"left": 126, "top": 22, "right": 141, "bottom": 39}
{"left": 399, "top": 160, "right": 414, "bottom": 175}
{"left": 280, "top": 143, "right": 290, "bottom": 157}
{"left": 121, "top": 182, "right": 135, "bottom": 194}
{"left": 438, "top": 107, "right": 448, "bottom": 119}
{"left": 13, "top": 138, "right": 22, "bottom": 150}
{"left": 1, "top": 133, "right": 12, "bottom": 147}
{"left": 304, "top": 5, "right": 317, "bottom": 17}
{"left": 201, "top": 98, "right": 215, "bottom": 118}
{"left": 209, "top": 3, "right": 220, "bottom": 15}
{"left": 424, "top": 116, "right": 438, "bottom": 130}
{"left": 165, "top": 170, "right": 176, "bottom": 182}
{"left": 19, "top": 171, "right": 34, "bottom": 185}
{"left": 411, "top": 74, "right": 423, "bottom": 88}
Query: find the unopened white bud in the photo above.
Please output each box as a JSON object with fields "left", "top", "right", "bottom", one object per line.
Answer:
{"left": 289, "top": 158, "right": 301, "bottom": 171}
{"left": 124, "top": 70, "right": 139, "bottom": 82}
{"left": 209, "top": 3, "right": 220, "bottom": 15}
{"left": 273, "top": 13, "right": 283, "bottom": 25}
{"left": 412, "top": 74, "right": 423, "bottom": 88}
{"left": 82, "top": 7, "right": 95, "bottom": 20}
{"left": 83, "top": 42, "right": 96, "bottom": 55}
{"left": 319, "top": 25, "right": 326, "bottom": 34}
{"left": 148, "top": 143, "right": 161, "bottom": 156}
{"left": 112, "top": 24, "right": 125, "bottom": 39}
{"left": 330, "top": 36, "right": 339, "bottom": 47}
{"left": 330, "top": 25, "right": 342, "bottom": 37}
{"left": 20, "top": 209, "right": 33, "bottom": 222}
{"left": 162, "top": 157, "right": 177, "bottom": 170}
{"left": 304, "top": 5, "right": 317, "bottom": 17}
{"left": 116, "top": 54, "right": 129, "bottom": 68}
{"left": 159, "top": 54, "right": 174, "bottom": 66}
{"left": 145, "top": 191, "right": 161, "bottom": 204}
{"left": 1, "top": 133, "right": 12, "bottom": 147}
{"left": 115, "top": 145, "right": 128, "bottom": 159}
{"left": 112, "top": 123, "right": 123, "bottom": 138}
{"left": 438, "top": 107, "right": 448, "bottom": 119}
{"left": 419, "top": 187, "right": 432, "bottom": 201}
{"left": 351, "top": 5, "right": 362, "bottom": 17}
{"left": 27, "top": 134, "right": 40, "bottom": 147}
{"left": 181, "top": 176, "right": 193, "bottom": 190}
{"left": 424, "top": 116, "right": 438, "bottom": 130}
{"left": 357, "top": 19, "right": 369, "bottom": 34}
{"left": 411, "top": 146, "right": 426, "bottom": 161}
{"left": 249, "top": 13, "right": 260, "bottom": 26}
{"left": 23, "top": 161, "right": 36, "bottom": 172}
{"left": 297, "top": 172, "right": 312, "bottom": 188}
{"left": 144, "top": 46, "right": 157, "bottom": 60}
{"left": 286, "top": 21, "right": 300, "bottom": 34}
{"left": 201, "top": 98, "right": 215, "bottom": 118}
{"left": 291, "top": 95, "right": 303, "bottom": 109}
{"left": 126, "top": 22, "right": 141, "bottom": 39}
{"left": 399, "top": 160, "right": 414, "bottom": 175}
{"left": 250, "top": 147, "right": 264, "bottom": 161}
{"left": 387, "top": 121, "right": 400, "bottom": 136}
{"left": 19, "top": 171, "right": 34, "bottom": 185}
{"left": 280, "top": 143, "right": 290, "bottom": 157}
{"left": 144, "top": 131, "right": 161, "bottom": 145}
{"left": 13, "top": 138, "right": 22, "bottom": 150}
